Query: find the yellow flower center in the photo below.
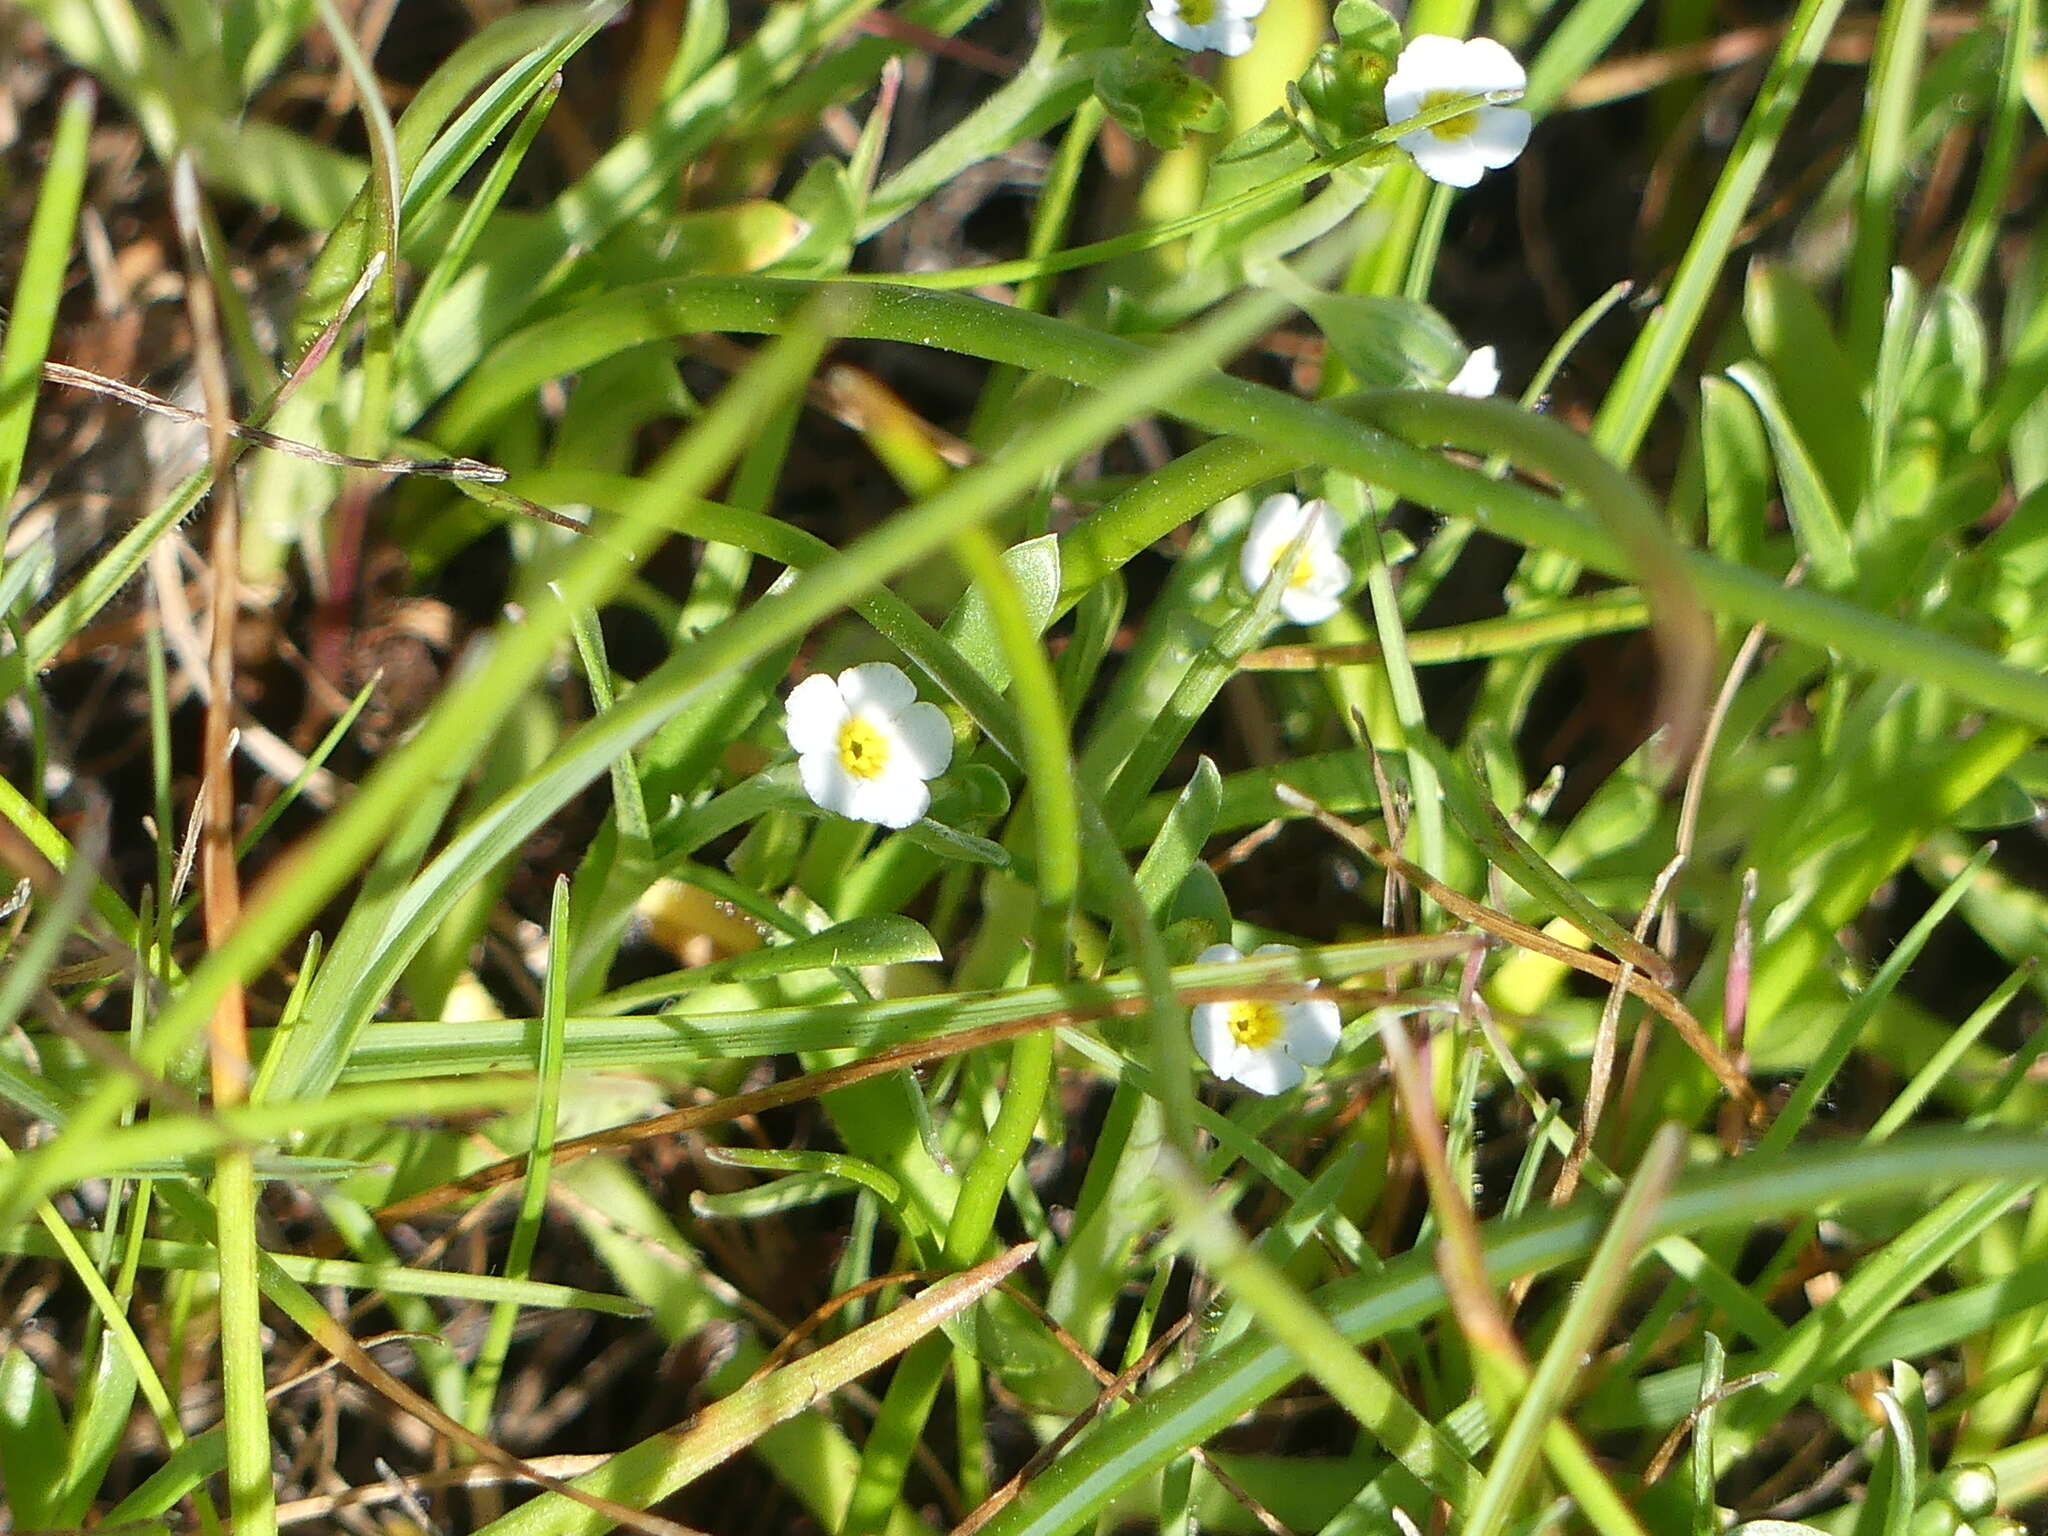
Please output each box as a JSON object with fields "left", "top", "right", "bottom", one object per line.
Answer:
{"left": 1226, "top": 1001, "right": 1285, "bottom": 1051}
{"left": 1179, "top": 0, "right": 1218, "bottom": 22}
{"left": 1422, "top": 87, "right": 1480, "bottom": 141}
{"left": 1286, "top": 550, "right": 1320, "bottom": 589}
{"left": 837, "top": 717, "right": 892, "bottom": 780}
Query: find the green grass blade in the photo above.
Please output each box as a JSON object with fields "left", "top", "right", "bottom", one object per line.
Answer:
{"left": 0, "top": 77, "right": 94, "bottom": 546}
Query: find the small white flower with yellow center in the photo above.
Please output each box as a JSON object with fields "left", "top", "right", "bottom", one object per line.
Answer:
{"left": 1146, "top": 0, "right": 1266, "bottom": 56}
{"left": 1384, "top": 35, "right": 1532, "bottom": 189}
{"left": 1191, "top": 943, "right": 1342, "bottom": 1095}
{"left": 1239, "top": 493, "right": 1350, "bottom": 625}
{"left": 784, "top": 662, "right": 953, "bottom": 830}
{"left": 1446, "top": 344, "right": 1501, "bottom": 397}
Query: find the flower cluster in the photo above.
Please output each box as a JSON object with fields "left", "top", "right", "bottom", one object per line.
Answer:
{"left": 1190, "top": 943, "right": 1342, "bottom": 1095}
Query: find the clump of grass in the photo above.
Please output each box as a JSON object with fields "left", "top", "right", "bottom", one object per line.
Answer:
{"left": 1, "top": 1, "right": 2045, "bottom": 1534}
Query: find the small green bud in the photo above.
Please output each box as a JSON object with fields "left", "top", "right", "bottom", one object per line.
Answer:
{"left": 1965, "top": 1518, "right": 2022, "bottom": 1536}
{"left": 1908, "top": 1499, "right": 1964, "bottom": 1536}
{"left": 1095, "top": 50, "right": 1228, "bottom": 149}
{"left": 1936, "top": 1466, "right": 1998, "bottom": 1521}
{"left": 1297, "top": 42, "right": 1390, "bottom": 141}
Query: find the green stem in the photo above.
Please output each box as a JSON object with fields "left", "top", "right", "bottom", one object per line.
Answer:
{"left": 214, "top": 1149, "right": 275, "bottom": 1536}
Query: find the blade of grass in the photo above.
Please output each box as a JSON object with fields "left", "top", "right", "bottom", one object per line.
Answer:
{"left": 1844, "top": 0, "right": 1934, "bottom": 367}
{"left": 464, "top": 877, "right": 574, "bottom": 1437}
{"left": 1465, "top": 1126, "right": 1685, "bottom": 1536}
{"left": 0, "top": 78, "right": 94, "bottom": 555}
{"left": 1161, "top": 1155, "right": 1486, "bottom": 1515}
{"left": 1590, "top": 0, "right": 1850, "bottom": 467}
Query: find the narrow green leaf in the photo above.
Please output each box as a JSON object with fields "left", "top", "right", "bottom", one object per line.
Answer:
{"left": 0, "top": 79, "right": 94, "bottom": 538}
{"left": 1727, "top": 362, "right": 1857, "bottom": 588}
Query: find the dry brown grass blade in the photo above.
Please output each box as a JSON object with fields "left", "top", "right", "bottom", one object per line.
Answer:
{"left": 36, "top": 358, "right": 506, "bottom": 483}
{"left": 1555, "top": 854, "right": 1687, "bottom": 1206}
{"left": 172, "top": 156, "right": 250, "bottom": 1108}
{"left": 276, "top": 1455, "right": 613, "bottom": 1528}
{"left": 1377, "top": 1014, "right": 1522, "bottom": 1366}
{"left": 373, "top": 973, "right": 1466, "bottom": 1226}
{"left": 1275, "top": 785, "right": 1761, "bottom": 1121}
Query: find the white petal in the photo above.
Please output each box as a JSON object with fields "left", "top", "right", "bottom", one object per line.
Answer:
{"left": 1399, "top": 130, "right": 1488, "bottom": 188}
{"left": 1239, "top": 496, "right": 1296, "bottom": 594}
{"left": 1249, "top": 943, "right": 1301, "bottom": 959}
{"left": 1456, "top": 37, "right": 1528, "bottom": 95}
{"left": 1466, "top": 106, "right": 1533, "bottom": 168}
{"left": 1146, "top": 4, "right": 1213, "bottom": 50}
{"left": 1384, "top": 34, "right": 1466, "bottom": 119}
{"left": 890, "top": 700, "right": 954, "bottom": 780}
{"left": 1241, "top": 494, "right": 1342, "bottom": 609}
{"left": 784, "top": 673, "right": 851, "bottom": 755}
{"left": 843, "top": 771, "right": 929, "bottom": 829}
{"left": 1210, "top": 14, "right": 1258, "bottom": 54}
{"left": 1198, "top": 942, "right": 1244, "bottom": 965}
{"left": 798, "top": 750, "right": 860, "bottom": 816}
{"left": 1294, "top": 497, "right": 1340, "bottom": 550}
{"left": 1190, "top": 1001, "right": 1236, "bottom": 1075}
{"left": 1278, "top": 583, "right": 1343, "bottom": 625}
{"left": 1245, "top": 492, "right": 1301, "bottom": 544}
{"left": 1227, "top": 1046, "right": 1305, "bottom": 1096}
{"left": 1281, "top": 999, "right": 1342, "bottom": 1068}
{"left": 1446, "top": 346, "right": 1500, "bottom": 398}
{"left": 837, "top": 661, "right": 918, "bottom": 715}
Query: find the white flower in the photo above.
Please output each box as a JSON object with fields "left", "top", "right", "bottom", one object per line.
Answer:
{"left": 1384, "top": 36, "right": 1532, "bottom": 188}
{"left": 1239, "top": 493, "right": 1350, "bottom": 625}
{"left": 784, "top": 662, "right": 953, "bottom": 829}
{"left": 1446, "top": 345, "right": 1500, "bottom": 397}
{"left": 1145, "top": 0, "right": 1266, "bottom": 56}
{"left": 1190, "top": 943, "right": 1342, "bottom": 1095}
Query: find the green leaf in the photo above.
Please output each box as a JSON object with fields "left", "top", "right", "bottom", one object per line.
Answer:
{"left": 1191, "top": 109, "right": 1314, "bottom": 262}
{"left": 944, "top": 533, "right": 1062, "bottom": 691}
{"left": 1133, "top": 757, "right": 1222, "bottom": 926}
{"left": 1950, "top": 775, "right": 2037, "bottom": 831}
{"left": 0, "top": 1348, "right": 68, "bottom": 1527}
{"left": 1727, "top": 362, "right": 1857, "bottom": 589}
{"left": 1743, "top": 259, "right": 1868, "bottom": 514}
{"left": 0, "top": 77, "right": 93, "bottom": 521}
{"left": 776, "top": 157, "right": 860, "bottom": 275}
{"left": 1331, "top": 0, "right": 1401, "bottom": 55}
{"left": 597, "top": 915, "right": 944, "bottom": 1012}
{"left": 1293, "top": 290, "right": 1465, "bottom": 390}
